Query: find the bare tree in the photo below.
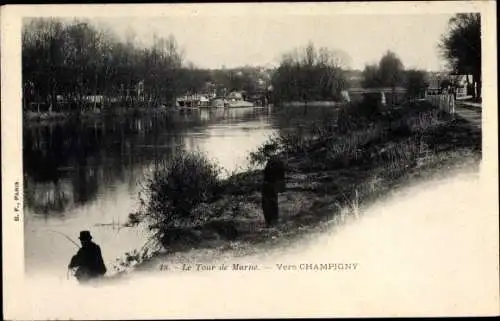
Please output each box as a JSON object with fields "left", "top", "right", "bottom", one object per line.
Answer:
{"left": 22, "top": 18, "right": 187, "bottom": 112}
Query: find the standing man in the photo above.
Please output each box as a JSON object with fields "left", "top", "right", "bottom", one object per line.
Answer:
{"left": 261, "top": 156, "right": 286, "bottom": 227}
{"left": 69, "top": 231, "right": 107, "bottom": 283}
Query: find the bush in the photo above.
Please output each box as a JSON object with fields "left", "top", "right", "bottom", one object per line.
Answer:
{"left": 248, "top": 135, "right": 283, "bottom": 166}
{"left": 140, "top": 149, "right": 223, "bottom": 234}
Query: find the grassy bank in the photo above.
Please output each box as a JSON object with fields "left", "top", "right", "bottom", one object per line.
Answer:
{"left": 113, "top": 100, "right": 481, "bottom": 274}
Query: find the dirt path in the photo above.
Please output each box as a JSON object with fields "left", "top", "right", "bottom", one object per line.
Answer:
{"left": 455, "top": 102, "right": 481, "bottom": 128}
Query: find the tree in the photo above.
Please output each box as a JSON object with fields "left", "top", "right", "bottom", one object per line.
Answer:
{"left": 271, "top": 42, "right": 348, "bottom": 104}
{"left": 63, "top": 21, "right": 104, "bottom": 109}
{"left": 439, "top": 13, "right": 481, "bottom": 99}
{"left": 361, "top": 51, "right": 405, "bottom": 90}
{"left": 22, "top": 18, "right": 67, "bottom": 111}
{"left": 378, "top": 51, "right": 405, "bottom": 90}
{"left": 360, "top": 51, "right": 404, "bottom": 106}
{"left": 404, "top": 69, "right": 429, "bottom": 99}
{"left": 361, "top": 64, "right": 381, "bottom": 88}
{"left": 22, "top": 18, "right": 187, "bottom": 111}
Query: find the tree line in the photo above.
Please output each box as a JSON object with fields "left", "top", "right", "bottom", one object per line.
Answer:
{"left": 23, "top": 18, "right": 186, "bottom": 111}
{"left": 360, "top": 12, "right": 481, "bottom": 101}
{"left": 22, "top": 18, "right": 273, "bottom": 112}
{"left": 270, "top": 45, "right": 433, "bottom": 105}
{"left": 270, "top": 42, "right": 349, "bottom": 104}
{"left": 360, "top": 13, "right": 482, "bottom": 101}
{"left": 269, "top": 13, "right": 482, "bottom": 104}
{"left": 361, "top": 51, "right": 429, "bottom": 99}
{"left": 22, "top": 13, "right": 481, "bottom": 112}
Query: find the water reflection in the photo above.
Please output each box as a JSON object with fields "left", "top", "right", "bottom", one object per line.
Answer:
{"left": 24, "top": 108, "right": 272, "bottom": 214}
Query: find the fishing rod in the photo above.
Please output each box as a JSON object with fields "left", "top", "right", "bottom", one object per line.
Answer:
{"left": 46, "top": 230, "right": 81, "bottom": 281}
{"left": 47, "top": 229, "right": 81, "bottom": 249}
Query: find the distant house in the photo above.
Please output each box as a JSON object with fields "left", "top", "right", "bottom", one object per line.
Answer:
{"left": 426, "top": 72, "right": 471, "bottom": 97}
{"left": 202, "top": 82, "right": 217, "bottom": 98}
{"left": 426, "top": 72, "right": 449, "bottom": 95}
{"left": 450, "top": 74, "right": 472, "bottom": 97}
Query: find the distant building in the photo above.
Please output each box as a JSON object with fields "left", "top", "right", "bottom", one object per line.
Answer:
{"left": 450, "top": 74, "right": 472, "bottom": 97}
{"left": 426, "top": 72, "right": 449, "bottom": 95}
{"left": 426, "top": 72, "right": 471, "bottom": 97}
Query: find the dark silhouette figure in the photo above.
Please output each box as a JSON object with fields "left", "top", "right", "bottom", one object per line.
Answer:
{"left": 68, "top": 231, "right": 107, "bottom": 283}
{"left": 261, "top": 157, "right": 286, "bottom": 227}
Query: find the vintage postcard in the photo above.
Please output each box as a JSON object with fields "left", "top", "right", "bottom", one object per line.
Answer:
{"left": 2, "top": 1, "right": 499, "bottom": 319}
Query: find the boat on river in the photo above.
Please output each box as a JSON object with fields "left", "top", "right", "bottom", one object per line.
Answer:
{"left": 224, "top": 91, "right": 254, "bottom": 108}
{"left": 176, "top": 93, "right": 210, "bottom": 109}
{"left": 211, "top": 98, "right": 225, "bottom": 108}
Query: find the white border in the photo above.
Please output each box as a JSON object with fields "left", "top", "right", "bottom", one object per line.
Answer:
{"left": 2, "top": 2, "right": 498, "bottom": 319}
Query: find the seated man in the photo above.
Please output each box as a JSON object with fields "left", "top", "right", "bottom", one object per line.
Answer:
{"left": 69, "top": 231, "right": 107, "bottom": 283}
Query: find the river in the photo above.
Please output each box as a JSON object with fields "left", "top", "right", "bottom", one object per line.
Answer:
{"left": 23, "top": 107, "right": 292, "bottom": 276}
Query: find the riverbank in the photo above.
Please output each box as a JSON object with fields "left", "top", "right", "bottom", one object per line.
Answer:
{"left": 24, "top": 106, "right": 180, "bottom": 123}
{"left": 281, "top": 101, "right": 340, "bottom": 107}
{"left": 23, "top": 105, "right": 272, "bottom": 125}
{"left": 111, "top": 100, "right": 481, "bottom": 276}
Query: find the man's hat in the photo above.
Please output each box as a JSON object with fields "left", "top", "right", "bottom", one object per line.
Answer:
{"left": 78, "top": 230, "right": 92, "bottom": 241}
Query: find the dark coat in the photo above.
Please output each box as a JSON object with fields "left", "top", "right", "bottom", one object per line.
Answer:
{"left": 263, "top": 158, "right": 286, "bottom": 188}
{"left": 69, "top": 242, "right": 107, "bottom": 280}
{"left": 261, "top": 158, "right": 286, "bottom": 226}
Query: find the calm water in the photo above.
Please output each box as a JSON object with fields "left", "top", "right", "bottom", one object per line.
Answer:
{"left": 24, "top": 107, "right": 289, "bottom": 276}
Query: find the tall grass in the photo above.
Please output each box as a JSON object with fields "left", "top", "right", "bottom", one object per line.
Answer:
{"left": 250, "top": 101, "right": 444, "bottom": 173}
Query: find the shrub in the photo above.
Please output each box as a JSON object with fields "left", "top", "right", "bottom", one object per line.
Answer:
{"left": 139, "top": 149, "right": 224, "bottom": 234}
{"left": 248, "top": 134, "right": 283, "bottom": 166}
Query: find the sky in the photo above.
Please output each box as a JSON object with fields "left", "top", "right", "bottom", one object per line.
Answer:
{"left": 92, "top": 13, "right": 454, "bottom": 71}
